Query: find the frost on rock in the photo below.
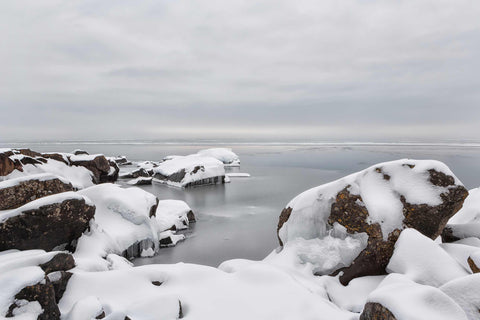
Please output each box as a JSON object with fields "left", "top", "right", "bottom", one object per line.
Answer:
{"left": 277, "top": 159, "right": 468, "bottom": 284}
{"left": 155, "top": 199, "right": 195, "bottom": 231}
{"left": 196, "top": 148, "right": 241, "bottom": 166}
{"left": 361, "top": 274, "right": 467, "bottom": 320}
{"left": 153, "top": 154, "right": 226, "bottom": 188}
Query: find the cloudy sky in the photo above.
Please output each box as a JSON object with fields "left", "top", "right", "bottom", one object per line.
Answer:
{"left": 1, "top": 0, "right": 479, "bottom": 142}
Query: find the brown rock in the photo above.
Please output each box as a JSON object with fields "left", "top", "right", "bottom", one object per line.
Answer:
{"left": 468, "top": 256, "right": 480, "bottom": 273}
{"left": 69, "top": 155, "right": 111, "bottom": 184}
{"left": 41, "top": 153, "right": 69, "bottom": 165}
{"left": 187, "top": 210, "right": 196, "bottom": 223}
{"left": 0, "top": 197, "right": 96, "bottom": 251}
{"left": 40, "top": 252, "right": 76, "bottom": 274}
{"left": 0, "top": 152, "right": 19, "bottom": 176}
{"left": 0, "top": 176, "right": 73, "bottom": 210}
{"left": 11, "top": 278, "right": 60, "bottom": 320}
{"left": 360, "top": 302, "right": 397, "bottom": 320}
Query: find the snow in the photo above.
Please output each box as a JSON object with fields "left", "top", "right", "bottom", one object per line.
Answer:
{"left": 267, "top": 224, "right": 368, "bottom": 276}
{"left": 0, "top": 192, "right": 92, "bottom": 223}
{"left": 387, "top": 229, "right": 468, "bottom": 287}
{"left": 366, "top": 273, "right": 467, "bottom": 320}
{"left": 1, "top": 158, "right": 94, "bottom": 190}
{"left": 0, "top": 173, "right": 71, "bottom": 189}
{"left": 441, "top": 242, "right": 480, "bottom": 273}
{"left": 69, "top": 154, "right": 104, "bottom": 162}
{"left": 441, "top": 274, "right": 480, "bottom": 320}
{"left": 75, "top": 184, "right": 160, "bottom": 271}
{"left": 126, "top": 177, "right": 152, "bottom": 185}
{"left": 153, "top": 154, "right": 225, "bottom": 187}
{"left": 59, "top": 263, "right": 354, "bottom": 320}
{"left": 0, "top": 250, "right": 66, "bottom": 319}
{"left": 279, "top": 159, "right": 463, "bottom": 245}
{"left": 449, "top": 188, "right": 480, "bottom": 224}
{"left": 226, "top": 173, "right": 251, "bottom": 177}
{"left": 196, "top": 148, "right": 240, "bottom": 166}
{"left": 155, "top": 200, "right": 193, "bottom": 231}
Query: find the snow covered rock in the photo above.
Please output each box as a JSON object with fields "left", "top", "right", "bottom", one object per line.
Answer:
{"left": 127, "top": 177, "right": 153, "bottom": 185}
{"left": 441, "top": 273, "right": 480, "bottom": 320}
{"left": 443, "top": 187, "right": 480, "bottom": 243}
{"left": 0, "top": 173, "right": 73, "bottom": 210}
{"left": 277, "top": 159, "right": 468, "bottom": 284}
{"left": 153, "top": 155, "right": 225, "bottom": 188}
{"left": 72, "top": 149, "right": 88, "bottom": 155}
{"left": 196, "top": 148, "right": 240, "bottom": 166}
{"left": 109, "top": 155, "right": 132, "bottom": 166}
{"left": 155, "top": 200, "right": 196, "bottom": 231}
{"left": 0, "top": 250, "right": 76, "bottom": 320}
{"left": 74, "top": 184, "right": 161, "bottom": 269}
{"left": 120, "top": 168, "right": 151, "bottom": 179}
{"left": 360, "top": 274, "right": 467, "bottom": 320}
{"left": 0, "top": 192, "right": 95, "bottom": 251}
{"left": 69, "top": 154, "right": 118, "bottom": 184}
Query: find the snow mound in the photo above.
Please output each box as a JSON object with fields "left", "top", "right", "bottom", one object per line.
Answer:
{"left": 449, "top": 188, "right": 480, "bottom": 224}
{"left": 196, "top": 148, "right": 240, "bottom": 166}
{"left": 75, "top": 184, "right": 161, "bottom": 270}
{"left": 441, "top": 274, "right": 480, "bottom": 320}
{"left": 387, "top": 229, "right": 468, "bottom": 287}
{"left": 365, "top": 273, "right": 467, "bottom": 320}
{"left": 155, "top": 200, "right": 193, "bottom": 231}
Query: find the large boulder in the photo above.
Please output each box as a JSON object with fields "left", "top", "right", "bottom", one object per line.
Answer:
{"left": 0, "top": 192, "right": 95, "bottom": 251}
{"left": 277, "top": 159, "right": 468, "bottom": 285}
{"left": 0, "top": 173, "right": 73, "bottom": 210}
{"left": 68, "top": 154, "right": 112, "bottom": 184}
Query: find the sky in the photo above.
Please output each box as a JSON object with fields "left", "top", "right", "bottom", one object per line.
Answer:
{"left": 0, "top": 0, "right": 479, "bottom": 142}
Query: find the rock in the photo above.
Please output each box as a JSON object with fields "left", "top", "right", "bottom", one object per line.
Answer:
{"left": 187, "top": 210, "right": 196, "bottom": 223}
{"left": 101, "top": 160, "right": 119, "bottom": 183}
{"left": 69, "top": 154, "right": 111, "bottom": 184}
{"left": 39, "top": 252, "right": 76, "bottom": 274}
{"left": 11, "top": 278, "right": 61, "bottom": 320}
{"left": 277, "top": 160, "right": 468, "bottom": 285}
{"left": 0, "top": 151, "right": 21, "bottom": 176}
{"left": 0, "top": 174, "right": 73, "bottom": 210}
{"left": 41, "top": 153, "right": 69, "bottom": 165}
{"left": 127, "top": 177, "right": 153, "bottom": 185}
{"left": 72, "top": 149, "right": 89, "bottom": 155}
{"left": 360, "top": 302, "right": 397, "bottom": 320}
{"left": 48, "top": 271, "right": 73, "bottom": 303}
{"left": 120, "top": 168, "right": 151, "bottom": 179}
{"left": 111, "top": 156, "right": 132, "bottom": 165}
{"left": 0, "top": 193, "right": 96, "bottom": 251}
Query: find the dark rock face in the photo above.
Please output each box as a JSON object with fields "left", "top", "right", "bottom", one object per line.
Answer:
{"left": 7, "top": 252, "right": 76, "bottom": 320}
{"left": 0, "top": 198, "right": 96, "bottom": 251}
{"left": 69, "top": 155, "right": 111, "bottom": 184}
{"left": 0, "top": 152, "right": 20, "bottom": 176}
{"left": 120, "top": 168, "right": 151, "bottom": 179}
{"left": 11, "top": 278, "right": 61, "bottom": 320}
{"left": 360, "top": 302, "right": 397, "bottom": 320}
{"left": 154, "top": 169, "right": 186, "bottom": 183}
{"left": 149, "top": 198, "right": 159, "bottom": 218}
{"left": 0, "top": 177, "right": 73, "bottom": 210}
{"left": 277, "top": 164, "right": 468, "bottom": 285}
{"left": 41, "top": 153, "right": 69, "bottom": 165}
{"left": 468, "top": 257, "right": 480, "bottom": 273}
{"left": 73, "top": 150, "right": 89, "bottom": 155}
{"left": 128, "top": 177, "right": 153, "bottom": 185}
{"left": 100, "top": 160, "right": 119, "bottom": 183}
{"left": 187, "top": 210, "right": 196, "bottom": 223}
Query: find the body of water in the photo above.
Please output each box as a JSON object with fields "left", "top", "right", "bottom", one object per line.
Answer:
{"left": 4, "top": 142, "right": 480, "bottom": 267}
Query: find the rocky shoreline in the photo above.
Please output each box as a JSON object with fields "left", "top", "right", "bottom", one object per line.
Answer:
{"left": 1, "top": 149, "right": 479, "bottom": 320}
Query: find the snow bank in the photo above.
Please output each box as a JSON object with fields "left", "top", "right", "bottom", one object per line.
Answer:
{"left": 441, "top": 274, "right": 480, "bottom": 320}
{"left": 366, "top": 274, "right": 467, "bottom": 320}
{"left": 196, "top": 148, "right": 240, "bottom": 166}
{"left": 279, "top": 159, "right": 462, "bottom": 245}
{"left": 449, "top": 187, "right": 480, "bottom": 224}
{"left": 387, "top": 229, "right": 468, "bottom": 287}
{"left": 59, "top": 263, "right": 354, "bottom": 320}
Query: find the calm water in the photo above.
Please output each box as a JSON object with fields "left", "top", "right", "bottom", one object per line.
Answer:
{"left": 4, "top": 142, "right": 480, "bottom": 267}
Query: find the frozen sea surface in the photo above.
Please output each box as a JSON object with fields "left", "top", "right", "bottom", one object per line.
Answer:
{"left": 5, "top": 142, "right": 480, "bottom": 267}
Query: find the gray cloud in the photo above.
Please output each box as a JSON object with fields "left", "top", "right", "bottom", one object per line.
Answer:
{"left": 0, "top": 0, "right": 479, "bottom": 142}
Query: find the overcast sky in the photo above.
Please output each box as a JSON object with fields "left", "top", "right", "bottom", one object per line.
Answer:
{"left": 1, "top": 0, "right": 479, "bottom": 142}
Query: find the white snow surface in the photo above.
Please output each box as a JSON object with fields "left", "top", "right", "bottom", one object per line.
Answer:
{"left": 0, "top": 173, "right": 72, "bottom": 189}
{"left": 153, "top": 154, "right": 225, "bottom": 187}
{"left": 226, "top": 173, "right": 251, "bottom": 177}
{"left": 387, "top": 229, "right": 468, "bottom": 287}
{"left": 367, "top": 274, "right": 468, "bottom": 320}
{"left": 441, "top": 274, "right": 480, "bottom": 320}
{"left": 449, "top": 188, "right": 480, "bottom": 224}
{"left": 155, "top": 200, "right": 193, "bottom": 231}
{"left": 279, "top": 159, "right": 462, "bottom": 244}
{"left": 75, "top": 184, "right": 160, "bottom": 271}
{"left": 196, "top": 148, "right": 240, "bottom": 166}
{"left": 1, "top": 158, "right": 94, "bottom": 190}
